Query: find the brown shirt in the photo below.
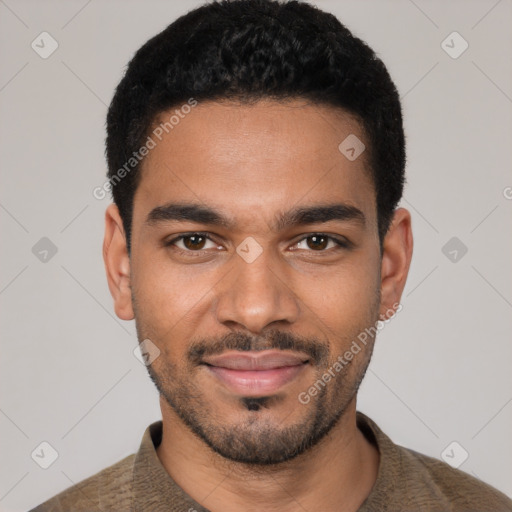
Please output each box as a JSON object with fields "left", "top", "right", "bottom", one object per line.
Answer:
{"left": 29, "top": 411, "right": 512, "bottom": 512}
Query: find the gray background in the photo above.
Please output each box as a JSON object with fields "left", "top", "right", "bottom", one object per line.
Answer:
{"left": 1, "top": 0, "right": 511, "bottom": 510}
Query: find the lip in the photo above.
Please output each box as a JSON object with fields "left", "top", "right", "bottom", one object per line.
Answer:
{"left": 203, "top": 350, "right": 309, "bottom": 396}
{"left": 203, "top": 350, "right": 309, "bottom": 370}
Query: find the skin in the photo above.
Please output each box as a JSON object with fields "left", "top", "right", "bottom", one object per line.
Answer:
{"left": 103, "top": 99, "right": 413, "bottom": 512}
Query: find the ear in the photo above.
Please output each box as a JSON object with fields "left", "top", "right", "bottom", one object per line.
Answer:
{"left": 379, "top": 208, "right": 413, "bottom": 319}
{"left": 103, "top": 204, "right": 134, "bottom": 321}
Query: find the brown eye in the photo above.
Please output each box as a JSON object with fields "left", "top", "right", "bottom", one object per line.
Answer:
{"left": 293, "top": 234, "right": 349, "bottom": 252}
{"left": 182, "top": 235, "right": 207, "bottom": 250}
{"left": 166, "top": 233, "right": 221, "bottom": 253}
{"left": 306, "top": 235, "right": 329, "bottom": 250}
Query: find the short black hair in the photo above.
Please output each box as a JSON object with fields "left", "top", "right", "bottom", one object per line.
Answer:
{"left": 106, "top": 0, "right": 405, "bottom": 253}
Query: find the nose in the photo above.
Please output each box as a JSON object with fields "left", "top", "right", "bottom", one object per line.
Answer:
{"left": 214, "top": 245, "right": 300, "bottom": 334}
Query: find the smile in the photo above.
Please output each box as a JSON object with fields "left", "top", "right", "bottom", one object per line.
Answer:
{"left": 202, "top": 350, "right": 310, "bottom": 396}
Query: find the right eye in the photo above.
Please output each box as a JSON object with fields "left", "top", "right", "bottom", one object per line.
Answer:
{"left": 165, "top": 232, "right": 223, "bottom": 252}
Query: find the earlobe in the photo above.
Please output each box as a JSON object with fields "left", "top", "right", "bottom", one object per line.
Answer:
{"left": 103, "top": 204, "right": 134, "bottom": 321}
{"left": 379, "top": 208, "right": 413, "bottom": 318}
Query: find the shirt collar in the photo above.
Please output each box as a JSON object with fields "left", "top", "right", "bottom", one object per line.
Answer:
{"left": 131, "top": 412, "right": 394, "bottom": 511}
{"left": 132, "top": 420, "right": 209, "bottom": 511}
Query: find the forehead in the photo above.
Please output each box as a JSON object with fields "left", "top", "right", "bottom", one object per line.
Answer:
{"left": 133, "top": 99, "right": 377, "bottom": 232}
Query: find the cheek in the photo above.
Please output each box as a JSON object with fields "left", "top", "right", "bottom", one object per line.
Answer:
{"left": 152, "top": 274, "right": 208, "bottom": 313}
{"left": 131, "top": 253, "right": 219, "bottom": 340}
{"left": 295, "top": 259, "right": 380, "bottom": 324}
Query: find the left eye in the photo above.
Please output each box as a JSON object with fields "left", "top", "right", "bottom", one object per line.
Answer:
{"left": 293, "top": 234, "right": 347, "bottom": 251}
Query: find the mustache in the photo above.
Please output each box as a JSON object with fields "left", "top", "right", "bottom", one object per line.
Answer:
{"left": 188, "top": 329, "right": 330, "bottom": 366}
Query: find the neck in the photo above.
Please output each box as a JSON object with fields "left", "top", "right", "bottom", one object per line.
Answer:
{"left": 156, "top": 397, "right": 379, "bottom": 512}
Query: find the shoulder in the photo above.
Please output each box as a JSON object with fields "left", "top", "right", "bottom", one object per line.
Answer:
{"left": 401, "top": 446, "right": 512, "bottom": 511}
{"left": 28, "top": 453, "right": 136, "bottom": 512}
{"left": 357, "top": 412, "right": 512, "bottom": 511}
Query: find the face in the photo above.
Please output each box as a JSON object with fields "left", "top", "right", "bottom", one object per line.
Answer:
{"left": 104, "top": 99, "right": 411, "bottom": 465}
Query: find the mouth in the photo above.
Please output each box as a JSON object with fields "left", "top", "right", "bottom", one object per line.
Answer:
{"left": 202, "top": 350, "right": 310, "bottom": 396}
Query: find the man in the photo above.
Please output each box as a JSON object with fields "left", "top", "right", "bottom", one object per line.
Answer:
{"left": 30, "top": 0, "right": 512, "bottom": 511}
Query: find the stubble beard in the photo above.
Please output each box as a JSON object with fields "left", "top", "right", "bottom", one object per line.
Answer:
{"left": 141, "top": 331, "right": 376, "bottom": 465}
{"left": 132, "top": 286, "right": 380, "bottom": 465}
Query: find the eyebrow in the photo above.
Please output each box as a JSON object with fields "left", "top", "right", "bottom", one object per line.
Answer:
{"left": 145, "top": 202, "right": 366, "bottom": 231}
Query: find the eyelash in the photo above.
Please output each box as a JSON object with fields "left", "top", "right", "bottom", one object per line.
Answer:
{"left": 164, "top": 232, "right": 350, "bottom": 254}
